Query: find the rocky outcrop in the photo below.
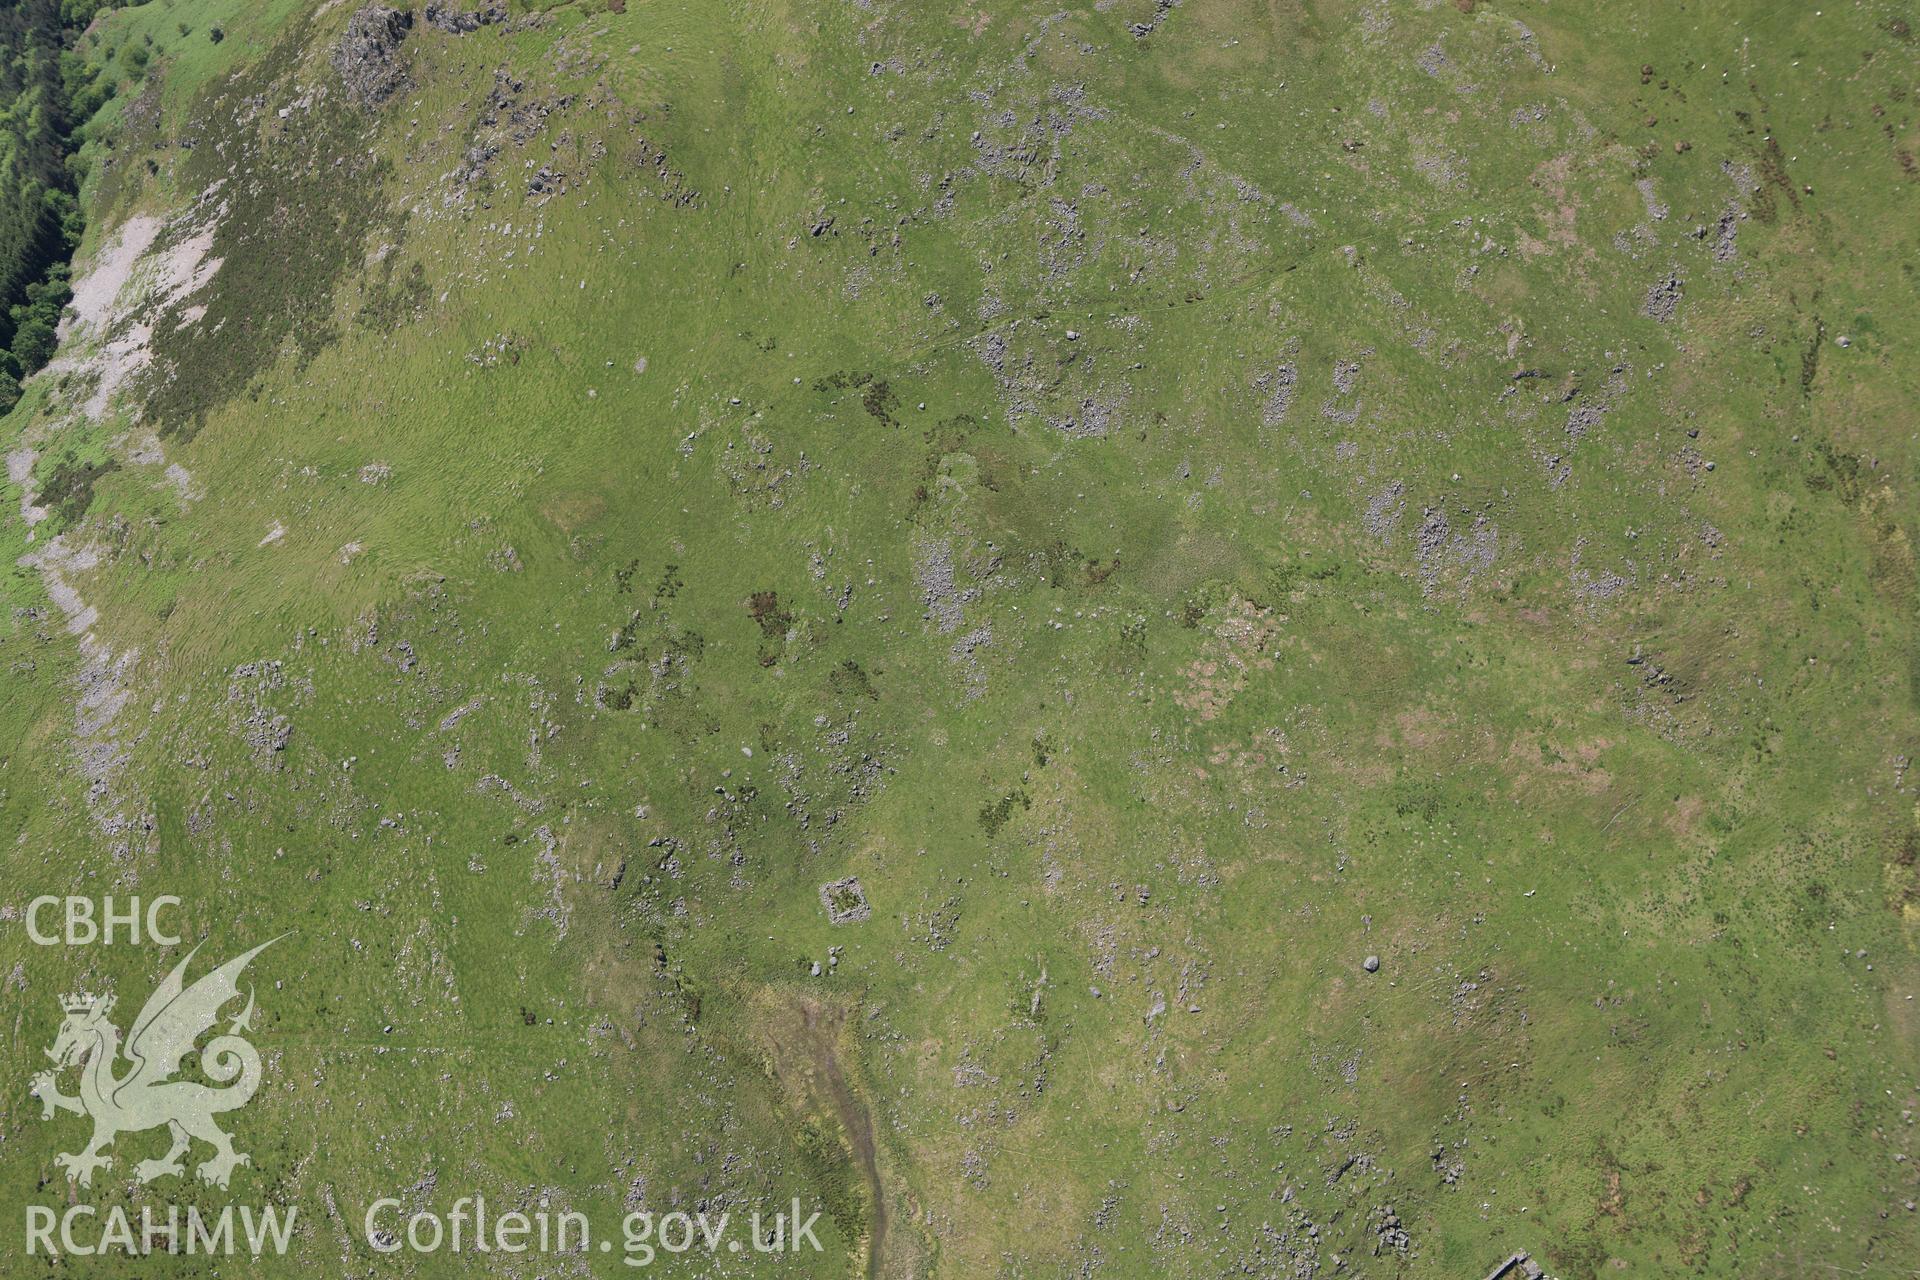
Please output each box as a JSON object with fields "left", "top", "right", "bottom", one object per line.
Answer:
{"left": 333, "top": 6, "right": 414, "bottom": 108}
{"left": 425, "top": 3, "right": 507, "bottom": 34}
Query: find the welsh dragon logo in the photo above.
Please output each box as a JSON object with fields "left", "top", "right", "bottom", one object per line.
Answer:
{"left": 30, "top": 938, "right": 279, "bottom": 1189}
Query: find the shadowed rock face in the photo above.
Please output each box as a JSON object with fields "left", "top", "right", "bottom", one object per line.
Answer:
{"left": 333, "top": 5, "right": 414, "bottom": 108}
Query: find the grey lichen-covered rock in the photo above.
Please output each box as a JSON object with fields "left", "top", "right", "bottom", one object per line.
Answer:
{"left": 334, "top": 6, "right": 414, "bottom": 108}
{"left": 1363, "top": 954, "right": 1381, "bottom": 973}
{"left": 425, "top": 2, "right": 506, "bottom": 34}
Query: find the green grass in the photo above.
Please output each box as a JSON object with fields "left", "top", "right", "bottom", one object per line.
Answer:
{"left": 0, "top": 0, "right": 1916, "bottom": 1276}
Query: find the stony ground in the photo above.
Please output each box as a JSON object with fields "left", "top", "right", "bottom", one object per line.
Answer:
{"left": 1, "top": 1, "right": 1917, "bottom": 1276}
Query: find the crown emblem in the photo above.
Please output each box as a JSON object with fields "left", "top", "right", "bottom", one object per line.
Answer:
{"left": 61, "top": 992, "right": 101, "bottom": 1014}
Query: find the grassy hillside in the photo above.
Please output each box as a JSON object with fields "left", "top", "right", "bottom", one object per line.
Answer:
{"left": 1, "top": 1, "right": 1917, "bottom": 1276}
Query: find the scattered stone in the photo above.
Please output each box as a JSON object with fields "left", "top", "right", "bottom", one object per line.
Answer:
{"left": 1253, "top": 362, "right": 1297, "bottom": 427}
{"left": 1565, "top": 402, "right": 1607, "bottom": 443}
{"left": 1364, "top": 481, "right": 1406, "bottom": 540}
{"left": 1642, "top": 271, "right": 1684, "bottom": 323}
{"left": 820, "top": 876, "right": 871, "bottom": 924}
{"left": 1363, "top": 955, "right": 1381, "bottom": 973}
{"left": 1712, "top": 202, "right": 1741, "bottom": 263}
